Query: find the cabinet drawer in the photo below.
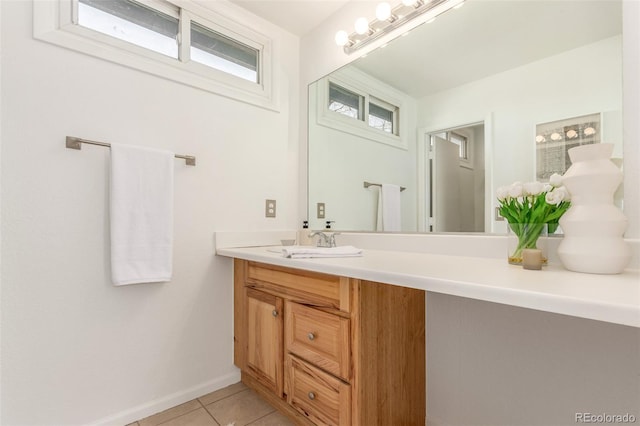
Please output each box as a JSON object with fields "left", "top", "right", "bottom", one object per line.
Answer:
{"left": 247, "top": 262, "right": 350, "bottom": 312}
{"left": 286, "top": 355, "right": 351, "bottom": 426}
{"left": 285, "top": 302, "right": 350, "bottom": 381}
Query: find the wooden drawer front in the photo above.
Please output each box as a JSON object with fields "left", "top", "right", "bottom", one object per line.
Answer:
{"left": 247, "top": 262, "right": 349, "bottom": 311}
{"left": 285, "top": 302, "right": 350, "bottom": 381}
{"left": 286, "top": 355, "right": 351, "bottom": 426}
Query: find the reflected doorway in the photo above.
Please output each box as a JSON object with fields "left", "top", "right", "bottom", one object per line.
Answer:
{"left": 426, "top": 123, "right": 485, "bottom": 232}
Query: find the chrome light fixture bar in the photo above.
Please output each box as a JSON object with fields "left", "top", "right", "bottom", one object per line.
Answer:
{"left": 337, "top": 0, "right": 464, "bottom": 55}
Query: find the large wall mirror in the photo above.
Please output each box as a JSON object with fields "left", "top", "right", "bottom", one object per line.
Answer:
{"left": 308, "top": 0, "right": 623, "bottom": 233}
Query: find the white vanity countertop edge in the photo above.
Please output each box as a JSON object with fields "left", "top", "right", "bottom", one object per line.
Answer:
{"left": 216, "top": 246, "right": 640, "bottom": 328}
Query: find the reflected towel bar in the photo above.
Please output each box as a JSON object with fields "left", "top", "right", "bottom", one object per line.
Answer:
{"left": 66, "top": 136, "right": 196, "bottom": 166}
{"left": 364, "top": 181, "right": 406, "bottom": 192}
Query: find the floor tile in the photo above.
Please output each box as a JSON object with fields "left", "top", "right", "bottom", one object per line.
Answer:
{"left": 138, "top": 400, "right": 202, "bottom": 426}
{"left": 205, "top": 389, "right": 275, "bottom": 426}
{"left": 247, "top": 410, "right": 295, "bottom": 426}
{"left": 198, "top": 382, "right": 248, "bottom": 406}
{"left": 157, "top": 407, "right": 218, "bottom": 426}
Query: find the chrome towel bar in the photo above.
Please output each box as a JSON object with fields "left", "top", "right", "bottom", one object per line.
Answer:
{"left": 66, "top": 136, "right": 196, "bottom": 166}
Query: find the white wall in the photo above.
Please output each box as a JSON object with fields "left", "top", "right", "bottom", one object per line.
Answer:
{"left": 417, "top": 36, "right": 623, "bottom": 233}
{"left": 0, "top": 1, "right": 299, "bottom": 424}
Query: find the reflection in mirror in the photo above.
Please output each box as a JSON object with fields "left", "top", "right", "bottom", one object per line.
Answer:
{"left": 308, "top": 0, "right": 623, "bottom": 234}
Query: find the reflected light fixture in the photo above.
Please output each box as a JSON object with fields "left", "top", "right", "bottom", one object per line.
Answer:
{"left": 376, "top": 2, "right": 393, "bottom": 21}
{"left": 335, "top": 0, "right": 464, "bottom": 54}
{"left": 355, "top": 17, "right": 371, "bottom": 35}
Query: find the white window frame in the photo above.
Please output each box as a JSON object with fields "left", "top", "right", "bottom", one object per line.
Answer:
{"left": 33, "top": 0, "right": 276, "bottom": 111}
{"left": 316, "top": 67, "right": 408, "bottom": 150}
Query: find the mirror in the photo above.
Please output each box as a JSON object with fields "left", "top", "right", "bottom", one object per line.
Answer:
{"left": 308, "top": 0, "right": 623, "bottom": 233}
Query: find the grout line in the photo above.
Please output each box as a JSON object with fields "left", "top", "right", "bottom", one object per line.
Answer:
{"left": 245, "top": 409, "right": 278, "bottom": 426}
{"left": 201, "top": 406, "right": 221, "bottom": 426}
{"left": 151, "top": 400, "right": 203, "bottom": 426}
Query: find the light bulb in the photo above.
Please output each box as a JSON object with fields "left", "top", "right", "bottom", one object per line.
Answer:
{"left": 402, "top": 0, "right": 418, "bottom": 6}
{"left": 335, "top": 30, "right": 349, "bottom": 46}
{"left": 376, "top": 2, "right": 392, "bottom": 21}
{"left": 354, "top": 17, "right": 370, "bottom": 35}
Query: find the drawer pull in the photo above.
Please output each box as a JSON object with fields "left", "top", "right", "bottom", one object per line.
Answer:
{"left": 307, "top": 332, "right": 316, "bottom": 341}
{"left": 308, "top": 391, "right": 316, "bottom": 400}
{"left": 272, "top": 310, "right": 278, "bottom": 317}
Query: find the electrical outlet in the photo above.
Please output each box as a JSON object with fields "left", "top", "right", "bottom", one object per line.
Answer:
{"left": 265, "top": 199, "right": 276, "bottom": 218}
{"left": 317, "top": 202, "right": 325, "bottom": 219}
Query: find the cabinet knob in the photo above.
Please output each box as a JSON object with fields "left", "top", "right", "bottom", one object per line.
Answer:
{"left": 308, "top": 391, "right": 316, "bottom": 400}
{"left": 307, "top": 332, "right": 316, "bottom": 341}
{"left": 272, "top": 310, "right": 278, "bottom": 317}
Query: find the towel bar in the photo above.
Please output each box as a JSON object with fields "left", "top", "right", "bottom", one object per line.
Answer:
{"left": 363, "top": 181, "right": 406, "bottom": 192}
{"left": 66, "top": 136, "right": 196, "bottom": 166}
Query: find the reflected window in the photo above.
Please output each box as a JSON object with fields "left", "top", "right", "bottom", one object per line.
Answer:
{"left": 328, "top": 82, "right": 399, "bottom": 135}
{"left": 449, "top": 132, "right": 469, "bottom": 160}
{"left": 369, "top": 98, "right": 397, "bottom": 134}
{"left": 329, "top": 83, "right": 363, "bottom": 119}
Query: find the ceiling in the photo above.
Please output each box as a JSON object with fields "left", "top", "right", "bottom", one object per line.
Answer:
{"left": 229, "top": 0, "right": 350, "bottom": 36}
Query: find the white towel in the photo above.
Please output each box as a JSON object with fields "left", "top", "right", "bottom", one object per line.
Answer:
{"left": 282, "top": 245, "right": 363, "bottom": 259}
{"left": 377, "top": 184, "right": 401, "bottom": 232}
{"left": 110, "top": 143, "right": 174, "bottom": 285}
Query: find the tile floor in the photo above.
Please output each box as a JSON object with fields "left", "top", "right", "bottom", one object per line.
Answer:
{"left": 128, "top": 382, "right": 294, "bottom": 426}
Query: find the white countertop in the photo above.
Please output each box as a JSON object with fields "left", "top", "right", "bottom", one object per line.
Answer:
{"left": 217, "top": 246, "right": 640, "bottom": 328}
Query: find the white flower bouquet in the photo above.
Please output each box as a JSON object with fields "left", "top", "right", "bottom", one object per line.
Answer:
{"left": 497, "top": 173, "right": 571, "bottom": 263}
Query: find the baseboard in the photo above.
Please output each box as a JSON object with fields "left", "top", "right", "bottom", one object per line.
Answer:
{"left": 90, "top": 370, "right": 241, "bottom": 426}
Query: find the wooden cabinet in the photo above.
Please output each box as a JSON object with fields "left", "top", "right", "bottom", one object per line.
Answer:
{"left": 234, "top": 259, "right": 425, "bottom": 425}
{"left": 245, "top": 288, "right": 283, "bottom": 396}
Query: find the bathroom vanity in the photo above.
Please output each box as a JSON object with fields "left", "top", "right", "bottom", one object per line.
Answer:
{"left": 219, "top": 239, "right": 640, "bottom": 425}
{"left": 233, "top": 259, "right": 425, "bottom": 425}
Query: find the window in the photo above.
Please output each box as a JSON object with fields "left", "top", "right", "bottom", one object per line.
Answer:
{"left": 190, "top": 21, "right": 259, "bottom": 83}
{"left": 78, "top": 0, "right": 179, "bottom": 58}
{"left": 327, "top": 82, "right": 399, "bottom": 136}
{"left": 34, "top": 0, "right": 274, "bottom": 109}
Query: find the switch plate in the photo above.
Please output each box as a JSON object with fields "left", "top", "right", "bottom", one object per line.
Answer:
{"left": 495, "top": 206, "right": 504, "bottom": 221}
{"left": 265, "top": 199, "right": 276, "bottom": 218}
{"left": 317, "top": 202, "right": 325, "bottom": 219}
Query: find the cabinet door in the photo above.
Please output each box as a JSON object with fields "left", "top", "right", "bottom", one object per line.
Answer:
{"left": 246, "top": 288, "right": 284, "bottom": 397}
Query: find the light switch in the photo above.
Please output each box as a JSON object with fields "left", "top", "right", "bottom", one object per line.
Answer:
{"left": 317, "top": 202, "right": 325, "bottom": 219}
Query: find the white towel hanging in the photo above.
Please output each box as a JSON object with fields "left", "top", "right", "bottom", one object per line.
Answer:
{"left": 110, "top": 143, "right": 174, "bottom": 285}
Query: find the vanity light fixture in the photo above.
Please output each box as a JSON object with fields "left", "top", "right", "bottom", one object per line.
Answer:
{"left": 336, "top": 0, "right": 464, "bottom": 54}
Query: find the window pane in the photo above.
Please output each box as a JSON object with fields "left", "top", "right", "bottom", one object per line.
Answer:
{"left": 329, "top": 83, "right": 362, "bottom": 119}
{"left": 78, "top": 0, "right": 178, "bottom": 58}
{"left": 190, "top": 22, "right": 259, "bottom": 83}
{"left": 369, "top": 102, "right": 394, "bottom": 133}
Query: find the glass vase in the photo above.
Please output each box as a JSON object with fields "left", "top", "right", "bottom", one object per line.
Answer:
{"left": 507, "top": 223, "right": 548, "bottom": 265}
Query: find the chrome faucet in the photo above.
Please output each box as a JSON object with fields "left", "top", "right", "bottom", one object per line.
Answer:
{"left": 309, "top": 231, "right": 341, "bottom": 248}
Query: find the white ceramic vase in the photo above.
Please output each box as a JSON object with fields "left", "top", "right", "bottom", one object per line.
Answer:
{"left": 557, "top": 143, "right": 630, "bottom": 274}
